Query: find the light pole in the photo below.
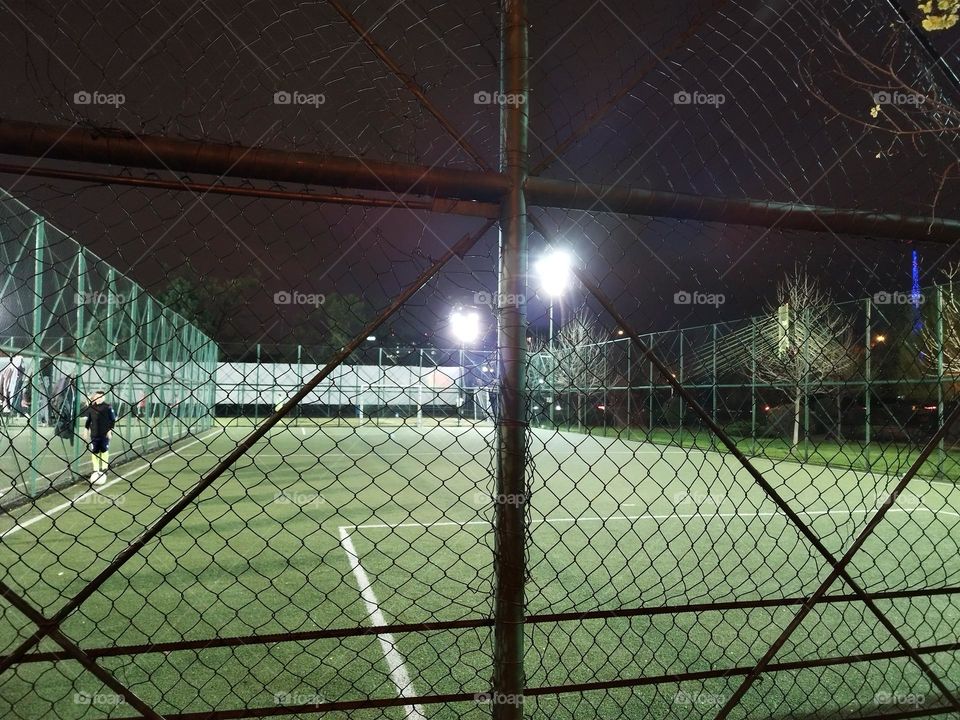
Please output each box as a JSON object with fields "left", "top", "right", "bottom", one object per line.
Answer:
{"left": 535, "top": 249, "right": 573, "bottom": 427}
{"left": 449, "top": 307, "right": 480, "bottom": 426}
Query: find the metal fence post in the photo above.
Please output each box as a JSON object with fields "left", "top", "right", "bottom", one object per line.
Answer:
{"left": 106, "top": 267, "right": 116, "bottom": 397}
{"left": 493, "top": 0, "right": 528, "bottom": 716}
{"left": 711, "top": 323, "right": 718, "bottom": 446}
{"left": 937, "top": 285, "right": 945, "bottom": 473}
{"left": 603, "top": 344, "right": 608, "bottom": 430}
{"left": 74, "top": 245, "right": 87, "bottom": 476}
{"left": 418, "top": 347, "right": 424, "bottom": 427}
{"left": 626, "top": 339, "right": 631, "bottom": 431}
{"left": 126, "top": 288, "right": 140, "bottom": 450}
{"left": 648, "top": 333, "right": 654, "bottom": 438}
{"left": 679, "top": 329, "right": 685, "bottom": 436}
{"left": 254, "top": 343, "right": 261, "bottom": 424}
{"left": 378, "top": 346, "right": 384, "bottom": 427}
{"left": 144, "top": 296, "right": 155, "bottom": 439}
{"left": 803, "top": 307, "right": 810, "bottom": 461}
{"left": 864, "top": 297, "right": 872, "bottom": 471}
{"left": 29, "top": 218, "right": 44, "bottom": 496}
{"left": 297, "top": 343, "right": 302, "bottom": 423}
{"left": 163, "top": 313, "right": 173, "bottom": 445}
{"left": 750, "top": 319, "right": 757, "bottom": 454}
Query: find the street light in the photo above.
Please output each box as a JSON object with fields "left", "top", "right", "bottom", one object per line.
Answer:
{"left": 535, "top": 249, "right": 573, "bottom": 427}
{"left": 450, "top": 308, "right": 481, "bottom": 425}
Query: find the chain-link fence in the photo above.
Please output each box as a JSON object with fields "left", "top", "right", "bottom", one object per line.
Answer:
{"left": 531, "top": 282, "right": 960, "bottom": 482}
{"left": 215, "top": 344, "right": 497, "bottom": 427}
{"left": 0, "top": 1, "right": 959, "bottom": 719}
{"left": 0, "top": 188, "right": 217, "bottom": 508}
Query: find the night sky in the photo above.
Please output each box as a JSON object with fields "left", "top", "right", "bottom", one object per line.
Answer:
{"left": 0, "top": 0, "right": 958, "bottom": 354}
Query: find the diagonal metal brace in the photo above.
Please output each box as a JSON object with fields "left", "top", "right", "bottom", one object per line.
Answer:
{"left": 0, "top": 580, "right": 165, "bottom": 720}
{"left": 326, "top": 0, "right": 492, "bottom": 171}
{"left": 573, "top": 266, "right": 960, "bottom": 717}
{"left": 713, "top": 403, "right": 960, "bottom": 718}
{"left": 0, "top": 220, "right": 494, "bottom": 678}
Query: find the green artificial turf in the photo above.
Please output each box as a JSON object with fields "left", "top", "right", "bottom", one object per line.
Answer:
{"left": 1, "top": 421, "right": 958, "bottom": 719}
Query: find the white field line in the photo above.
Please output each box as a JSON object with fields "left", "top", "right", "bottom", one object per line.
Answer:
{"left": 1, "top": 428, "right": 224, "bottom": 539}
{"left": 343, "top": 504, "right": 960, "bottom": 531}
{"left": 338, "top": 527, "right": 424, "bottom": 720}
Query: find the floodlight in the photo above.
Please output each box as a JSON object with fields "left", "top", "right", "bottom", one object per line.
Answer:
{"left": 450, "top": 308, "right": 480, "bottom": 345}
{"left": 535, "top": 249, "right": 573, "bottom": 298}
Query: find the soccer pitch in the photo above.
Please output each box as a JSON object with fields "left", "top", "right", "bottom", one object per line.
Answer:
{"left": 2, "top": 421, "right": 960, "bottom": 719}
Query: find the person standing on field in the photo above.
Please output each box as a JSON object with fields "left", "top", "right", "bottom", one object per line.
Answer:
{"left": 84, "top": 390, "right": 116, "bottom": 486}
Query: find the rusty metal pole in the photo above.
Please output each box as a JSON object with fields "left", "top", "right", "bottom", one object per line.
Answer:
{"left": 492, "top": 1, "right": 528, "bottom": 718}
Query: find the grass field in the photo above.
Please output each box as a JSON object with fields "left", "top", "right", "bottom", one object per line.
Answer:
{"left": 558, "top": 424, "right": 960, "bottom": 483}
{"left": 1, "top": 420, "right": 960, "bottom": 719}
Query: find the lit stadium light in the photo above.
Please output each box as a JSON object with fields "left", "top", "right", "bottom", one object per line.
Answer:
{"left": 450, "top": 308, "right": 480, "bottom": 345}
{"left": 535, "top": 249, "right": 574, "bottom": 298}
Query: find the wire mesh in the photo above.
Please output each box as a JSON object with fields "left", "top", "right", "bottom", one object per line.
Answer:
{"left": 0, "top": 0, "right": 959, "bottom": 719}
{"left": 0, "top": 188, "right": 217, "bottom": 508}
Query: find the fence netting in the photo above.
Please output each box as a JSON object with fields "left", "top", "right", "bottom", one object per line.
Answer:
{"left": 0, "top": 0, "right": 959, "bottom": 719}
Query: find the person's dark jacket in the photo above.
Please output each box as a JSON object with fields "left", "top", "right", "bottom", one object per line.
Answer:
{"left": 84, "top": 403, "right": 116, "bottom": 438}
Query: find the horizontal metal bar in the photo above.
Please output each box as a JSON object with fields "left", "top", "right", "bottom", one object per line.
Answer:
{"left": 526, "top": 586, "right": 960, "bottom": 625}
{"left": 2, "top": 120, "right": 959, "bottom": 241}
{"left": 9, "top": 586, "right": 957, "bottom": 665}
{"left": 0, "top": 162, "right": 501, "bottom": 218}
{"left": 525, "top": 640, "right": 960, "bottom": 696}
{"left": 525, "top": 175, "right": 960, "bottom": 242}
{"left": 106, "top": 641, "right": 960, "bottom": 720}
{"left": 0, "top": 120, "right": 509, "bottom": 201}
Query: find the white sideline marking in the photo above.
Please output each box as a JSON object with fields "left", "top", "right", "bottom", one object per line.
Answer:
{"left": 2, "top": 428, "right": 224, "bottom": 539}
{"left": 344, "top": 505, "right": 959, "bottom": 531}
{"left": 338, "top": 527, "right": 424, "bottom": 720}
